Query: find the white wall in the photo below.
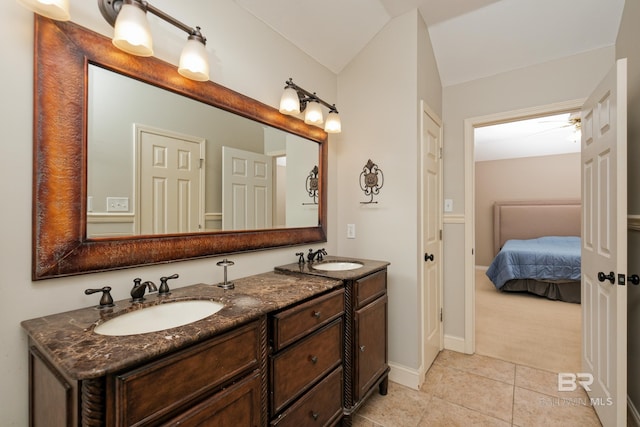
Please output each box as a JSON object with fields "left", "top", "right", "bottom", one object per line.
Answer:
{"left": 336, "top": 9, "right": 442, "bottom": 376}
{"left": 616, "top": 0, "right": 640, "bottom": 418}
{"left": 442, "top": 46, "right": 615, "bottom": 338}
{"left": 0, "top": 1, "right": 338, "bottom": 425}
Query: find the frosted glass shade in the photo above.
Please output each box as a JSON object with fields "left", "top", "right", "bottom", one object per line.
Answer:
{"left": 279, "top": 87, "right": 300, "bottom": 115}
{"left": 324, "top": 111, "right": 342, "bottom": 133}
{"left": 304, "top": 101, "right": 323, "bottom": 125}
{"left": 178, "top": 37, "right": 210, "bottom": 81}
{"left": 17, "top": 0, "right": 70, "bottom": 21}
{"left": 112, "top": 3, "right": 153, "bottom": 57}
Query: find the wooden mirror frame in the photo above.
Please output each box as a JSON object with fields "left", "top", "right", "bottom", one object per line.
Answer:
{"left": 32, "top": 16, "right": 327, "bottom": 280}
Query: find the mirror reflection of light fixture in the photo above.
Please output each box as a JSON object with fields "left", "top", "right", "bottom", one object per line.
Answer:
{"left": 17, "top": 0, "right": 70, "bottom": 21}
{"left": 98, "top": 0, "right": 210, "bottom": 81}
{"left": 279, "top": 78, "right": 342, "bottom": 133}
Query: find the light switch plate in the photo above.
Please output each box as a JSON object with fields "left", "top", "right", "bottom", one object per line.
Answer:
{"left": 347, "top": 224, "right": 356, "bottom": 239}
{"left": 107, "top": 197, "right": 129, "bottom": 212}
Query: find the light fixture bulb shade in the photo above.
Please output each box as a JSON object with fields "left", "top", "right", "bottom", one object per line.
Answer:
{"left": 112, "top": 3, "right": 154, "bottom": 57}
{"left": 17, "top": 0, "right": 70, "bottom": 21}
{"left": 279, "top": 87, "right": 300, "bottom": 115}
{"left": 324, "top": 111, "right": 341, "bottom": 133}
{"left": 304, "top": 101, "right": 324, "bottom": 125}
{"left": 178, "top": 37, "right": 210, "bottom": 82}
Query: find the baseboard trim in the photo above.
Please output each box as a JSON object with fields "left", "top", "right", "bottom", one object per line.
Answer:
{"left": 629, "top": 395, "right": 640, "bottom": 427}
{"left": 388, "top": 362, "right": 420, "bottom": 390}
{"left": 444, "top": 334, "right": 466, "bottom": 353}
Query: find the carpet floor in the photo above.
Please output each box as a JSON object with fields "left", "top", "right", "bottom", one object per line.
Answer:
{"left": 475, "top": 268, "right": 582, "bottom": 373}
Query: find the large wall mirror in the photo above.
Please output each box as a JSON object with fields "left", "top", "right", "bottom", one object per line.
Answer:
{"left": 33, "top": 16, "right": 327, "bottom": 280}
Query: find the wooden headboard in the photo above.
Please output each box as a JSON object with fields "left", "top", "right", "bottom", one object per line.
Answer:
{"left": 493, "top": 200, "right": 581, "bottom": 255}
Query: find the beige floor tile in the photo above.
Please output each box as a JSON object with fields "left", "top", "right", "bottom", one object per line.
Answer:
{"left": 513, "top": 386, "right": 601, "bottom": 427}
{"left": 356, "top": 381, "right": 431, "bottom": 427}
{"left": 352, "top": 414, "right": 383, "bottom": 427}
{"left": 434, "top": 349, "right": 516, "bottom": 384}
{"left": 515, "top": 364, "right": 590, "bottom": 400}
{"left": 417, "top": 396, "right": 511, "bottom": 427}
{"left": 429, "top": 365, "right": 514, "bottom": 422}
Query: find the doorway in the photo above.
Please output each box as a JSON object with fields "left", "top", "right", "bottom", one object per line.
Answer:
{"left": 462, "top": 99, "right": 585, "bottom": 358}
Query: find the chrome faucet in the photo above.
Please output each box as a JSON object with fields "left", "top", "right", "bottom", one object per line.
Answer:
{"left": 307, "top": 248, "right": 327, "bottom": 263}
{"left": 130, "top": 278, "right": 157, "bottom": 303}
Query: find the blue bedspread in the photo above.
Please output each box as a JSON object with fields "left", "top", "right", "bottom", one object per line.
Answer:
{"left": 486, "top": 236, "right": 581, "bottom": 289}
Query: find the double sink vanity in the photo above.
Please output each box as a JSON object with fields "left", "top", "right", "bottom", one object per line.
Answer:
{"left": 22, "top": 257, "right": 389, "bottom": 426}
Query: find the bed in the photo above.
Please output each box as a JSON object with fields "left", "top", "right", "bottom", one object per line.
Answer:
{"left": 485, "top": 200, "right": 582, "bottom": 303}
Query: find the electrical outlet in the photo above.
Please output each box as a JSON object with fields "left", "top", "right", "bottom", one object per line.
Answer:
{"left": 347, "top": 224, "right": 356, "bottom": 239}
{"left": 107, "top": 197, "right": 129, "bottom": 212}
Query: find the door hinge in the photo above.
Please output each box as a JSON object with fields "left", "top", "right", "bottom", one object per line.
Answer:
{"left": 199, "top": 158, "right": 204, "bottom": 169}
{"left": 440, "top": 308, "right": 443, "bottom": 322}
{"left": 439, "top": 229, "right": 443, "bottom": 240}
{"left": 439, "top": 147, "right": 443, "bottom": 160}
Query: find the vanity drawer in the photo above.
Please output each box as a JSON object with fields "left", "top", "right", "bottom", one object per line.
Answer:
{"left": 112, "top": 321, "right": 260, "bottom": 427}
{"left": 271, "top": 288, "right": 344, "bottom": 351}
{"left": 270, "top": 366, "right": 343, "bottom": 427}
{"left": 355, "top": 270, "right": 387, "bottom": 308}
{"left": 270, "top": 319, "right": 342, "bottom": 414}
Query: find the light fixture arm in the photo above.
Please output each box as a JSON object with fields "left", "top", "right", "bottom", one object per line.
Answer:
{"left": 98, "top": 0, "right": 206, "bottom": 42}
{"left": 284, "top": 78, "right": 338, "bottom": 113}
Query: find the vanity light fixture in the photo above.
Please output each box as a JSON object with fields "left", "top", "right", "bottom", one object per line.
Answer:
{"left": 279, "top": 78, "right": 342, "bottom": 133}
{"left": 17, "top": 0, "right": 70, "bottom": 21}
{"left": 98, "top": 0, "right": 210, "bottom": 81}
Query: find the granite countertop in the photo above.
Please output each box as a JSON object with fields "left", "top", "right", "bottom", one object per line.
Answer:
{"left": 274, "top": 255, "right": 390, "bottom": 280}
{"left": 21, "top": 271, "right": 342, "bottom": 381}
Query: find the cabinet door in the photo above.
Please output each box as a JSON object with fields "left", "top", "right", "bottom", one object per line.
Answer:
{"left": 354, "top": 295, "right": 388, "bottom": 401}
{"left": 162, "top": 371, "right": 262, "bottom": 427}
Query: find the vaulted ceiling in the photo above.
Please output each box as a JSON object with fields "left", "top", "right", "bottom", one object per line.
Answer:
{"left": 234, "top": 0, "right": 625, "bottom": 87}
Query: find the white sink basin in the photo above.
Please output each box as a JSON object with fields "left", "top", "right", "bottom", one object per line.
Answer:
{"left": 94, "top": 300, "right": 224, "bottom": 336}
{"left": 312, "top": 261, "right": 364, "bottom": 271}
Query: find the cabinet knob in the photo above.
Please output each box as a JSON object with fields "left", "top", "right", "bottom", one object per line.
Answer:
{"left": 310, "top": 411, "right": 319, "bottom": 420}
{"left": 360, "top": 345, "right": 366, "bottom": 352}
{"left": 312, "top": 310, "right": 321, "bottom": 318}
{"left": 310, "top": 355, "right": 318, "bottom": 364}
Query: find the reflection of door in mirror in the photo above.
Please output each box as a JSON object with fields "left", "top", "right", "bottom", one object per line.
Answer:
{"left": 138, "top": 125, "right": 205, "bottom": 235}
{"left": 222, "top": 146, "right": 273, "bottom": 230}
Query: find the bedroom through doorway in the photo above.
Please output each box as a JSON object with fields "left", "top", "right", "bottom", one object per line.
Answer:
{"left": 472, "top": 107, "right": 582, "bottom": 374}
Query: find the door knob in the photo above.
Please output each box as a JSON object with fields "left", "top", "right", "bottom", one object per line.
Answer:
{"left": 424, "top": 253, "right": 434, "bottom": 262}
{"left": 597, "top": 271, "right": 615, "bottom": 284}
{"left": 629, "top": 274, "right": 640, "bottom": 285}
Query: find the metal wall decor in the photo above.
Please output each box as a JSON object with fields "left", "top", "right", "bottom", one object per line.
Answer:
{"left": 304, "top": 165, "right": 319, "bottom": 205}
{"left": 359, "top": 159, "right": 384, "bottom": 204}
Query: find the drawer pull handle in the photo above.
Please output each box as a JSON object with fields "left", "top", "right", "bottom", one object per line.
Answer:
{"left": 310, "top": 355, "right": 318, "bottom": 364}
{"left": 312, "top": 310, "right": 321, "bottom": 318}
{"left": 311, "top": 411, "right": 319, "bottom": 420}
{"left": 360, "top": 345, "right": 366, "bottom": 352}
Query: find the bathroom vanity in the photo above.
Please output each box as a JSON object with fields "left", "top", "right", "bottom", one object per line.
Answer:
{"left": 22, "top": 258, "right": 388, "bottom": 426}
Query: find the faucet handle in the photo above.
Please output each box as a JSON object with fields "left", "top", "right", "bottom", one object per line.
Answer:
{"left": 296, "top": 252, "right": 305, "bottom": 264}
{"left": 159, "top": 273, "right": 179, "bottom": 295}
{"left": 84, "top": 286, "right": 114, "bottom": 308}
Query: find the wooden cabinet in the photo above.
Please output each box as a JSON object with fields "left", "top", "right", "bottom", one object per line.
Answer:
{"left": 28, "top": 320, "right": 266, "bottom": 427}
{"left": 108, "top": 321, "right": 263, "bottom": 426}
{"left": 269, "top": 288, "right": 345, "bottom": 426}
{"left": 344, "top": 269, "right": 389, "bottom": 423}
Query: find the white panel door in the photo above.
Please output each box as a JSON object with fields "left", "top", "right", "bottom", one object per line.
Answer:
{"left": 421, "top": 103, "right": 443, "bottom": 375}
{"left": 222, "top": 146, "right": 273, "bottom": 230}
{"left": 581, "top": 58, "right": 627, "bottom": 427}
{"left": 137, "top": 126, "right": 205, "bottom": 235}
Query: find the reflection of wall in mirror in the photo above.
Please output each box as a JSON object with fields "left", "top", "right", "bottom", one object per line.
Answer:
{"left": 86, "top": 65, "right": 319, "bottom": 237}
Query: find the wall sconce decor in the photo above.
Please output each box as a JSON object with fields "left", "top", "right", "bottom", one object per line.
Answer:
{"left": 279, "top": 78, "right": 341, "bottom": 133}
{"left": 20, "top": 0, "right": 211, "bottom": 82}
{"left": 359, "top": 159, "right": 384, "bottom": 204}
{"left": 303, "top": 165, "right": 319, "bottom": 205}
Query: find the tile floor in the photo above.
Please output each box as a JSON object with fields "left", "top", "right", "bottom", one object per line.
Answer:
{"left": 352, "top": 350, "right": 602, "bottom": 427}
